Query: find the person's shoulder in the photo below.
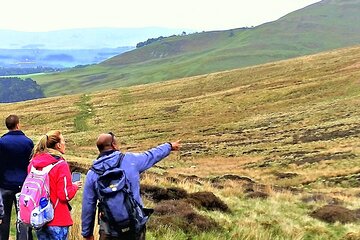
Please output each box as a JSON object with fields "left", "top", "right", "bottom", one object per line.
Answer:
{"left": 0, "top": 132, "right": 9, "bottom": 140}
{"left": 51, "top": 159, "right": 70, "bottom": 175}
{"left": 87, "top": 168, "right": 97, "bottom": 177}
{"left": 21, "top": 136, "right": 33, "bottom": 145}
{"left": 49, "top": 155, "right": 67, "bottom": 167}
{"left": 0, "top": 133, "right": 11, "bottom": 144}
{"left": 85, "top": 168, "right": 99, "bottom": 183}
{"left": 56, "top": 157, "right": 68, "bottom": 165}
{"left": 24, "top": 134, "right": 33, "bottom": 141}
{"left": 123, "top": 152, "right": 137, "bottom": 158}
{"left": 20, "top": 132, "right": 32, "bottom": 140}
{"left": 8, "top": 131, "right": 32, "bottom": 142}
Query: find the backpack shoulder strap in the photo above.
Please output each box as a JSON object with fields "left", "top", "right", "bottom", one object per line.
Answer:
{"left": 30, "top": 160, "right": 64, "bottom": 174}
{"left": 117, "top": 153, "right": 125, "bottom": 168}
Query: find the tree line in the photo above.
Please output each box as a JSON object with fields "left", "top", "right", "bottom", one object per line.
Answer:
{"left": 0, "top": 66, "right": 62, "bottom": 76}
{"left": 0, "top": 77, "right": 44, "bottom": 103}
{"left": 136, "top": 32, "right": 188, "bottom": 48}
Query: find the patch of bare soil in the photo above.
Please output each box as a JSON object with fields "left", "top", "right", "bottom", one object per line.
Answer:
{"left": 141, "top": 185, "right": 230, "bottom": 213}
{"left": 310, "top": 205, "right": 359, "bottom": 223}
{"left": 148, "top": 200, "right": 220, "bottom": 233}
{"left": 274, "top": 172, "right": 299, "bottom": 179}
{"left": 211, "top": 174, "right": 255, "bottom": 183}
{"left": 140, "top": 185, "right": 188, "bottom": 202}
{"left": 187, "top": 192, "right": 230, "bottom": 212}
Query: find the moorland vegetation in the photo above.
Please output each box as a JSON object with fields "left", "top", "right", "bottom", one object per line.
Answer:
{"left": 1, "top": 45, "right": 360, "bottom": 239}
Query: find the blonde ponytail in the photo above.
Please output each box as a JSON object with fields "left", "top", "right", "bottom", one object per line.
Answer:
{"left": 32, "top": 135, "right": 48, "bottom": 156}
{"left": 32, "top": 130, "right": 62, "bottom": 157}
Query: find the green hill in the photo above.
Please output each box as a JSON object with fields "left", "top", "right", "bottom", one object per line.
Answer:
{"left": 1, "top": 44, "right": 360, "bottom": 239}
{"left": 33, "top": 0, "right": 360, "bottom": 96}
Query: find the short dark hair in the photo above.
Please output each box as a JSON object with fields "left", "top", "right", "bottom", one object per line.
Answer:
{"left": 5, "top": 115, "right": 19, "bottom": 130}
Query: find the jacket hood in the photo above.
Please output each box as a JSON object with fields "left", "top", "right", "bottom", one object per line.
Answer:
{"left": 31, "top": 152, "right": 62, "bottom": 169}
{"left": 92, "top": 150, "right": 122, "bottom": 173}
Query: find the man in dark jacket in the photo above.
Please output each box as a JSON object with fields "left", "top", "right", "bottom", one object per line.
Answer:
{"left": 81, "top": 132, "right": 180, "bottom": 240}
{"left": 0, "top": 115, "right": 34, "bottom": 240}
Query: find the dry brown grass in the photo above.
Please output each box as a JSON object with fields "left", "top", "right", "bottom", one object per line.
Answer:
{"left": 2, "top": 45, "right": 360, "bottom": 239}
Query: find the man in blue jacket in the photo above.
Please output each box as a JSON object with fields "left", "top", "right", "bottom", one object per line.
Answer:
{"left": 0, "top": 115, "right": 34, "bottom": 240}
{"left": 81, "top": 132, "right": 180, "bottom": 240}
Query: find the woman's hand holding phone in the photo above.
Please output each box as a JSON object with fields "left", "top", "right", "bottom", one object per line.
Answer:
{"left": 72, "top": 172, "right": 83, "bottom": 189}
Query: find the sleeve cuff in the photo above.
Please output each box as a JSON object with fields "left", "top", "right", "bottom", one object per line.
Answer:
{"left": 167, "top": 142, "right": 173, "bottom": 150}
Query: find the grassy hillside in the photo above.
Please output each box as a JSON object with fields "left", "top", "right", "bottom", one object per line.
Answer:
{"left": 32, "top": 0, "right": 360, "bottom": 96}
{"left": 2, "top": 45, "right": 360, "bottom": 239}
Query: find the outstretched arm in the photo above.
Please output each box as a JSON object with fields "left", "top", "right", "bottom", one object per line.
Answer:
{"left": 135, "top": 140, "right": 181, "bottom": 172}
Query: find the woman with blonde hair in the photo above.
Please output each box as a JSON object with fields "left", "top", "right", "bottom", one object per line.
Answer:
{"left": 28, "top": 130, "right": 81, "bottom": 240}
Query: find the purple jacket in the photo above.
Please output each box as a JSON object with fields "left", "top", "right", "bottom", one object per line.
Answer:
{"left": 81, "top": 143, "right": 171, "bottom": 237}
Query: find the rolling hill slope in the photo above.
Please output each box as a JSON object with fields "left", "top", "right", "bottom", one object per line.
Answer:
{"left": 32, "top": 0, "right": 360, "bottom": 96}
{"left": 1, "top": 45, "right": 360, "bottom": 239}
{"left": 2, "top": 44, "right": 359, "bottom": 182}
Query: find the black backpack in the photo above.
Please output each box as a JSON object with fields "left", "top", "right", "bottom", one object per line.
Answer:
{"left": 91, "top": 153, "right": 150, "bottom": 236}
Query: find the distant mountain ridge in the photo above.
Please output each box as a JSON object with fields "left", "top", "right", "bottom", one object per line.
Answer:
{"left": 32, "top": 0, "right": 360, "bottom": 96}
{"left": 0, "top": 47, "right": 133, "bottom": 68}
{"left": 0, "top": 27, "right": 191, "bottom": 68}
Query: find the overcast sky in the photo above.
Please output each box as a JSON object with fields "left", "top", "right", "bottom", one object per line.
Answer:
{"left": 1, "top": 0, "right": 321, "bottom": 32}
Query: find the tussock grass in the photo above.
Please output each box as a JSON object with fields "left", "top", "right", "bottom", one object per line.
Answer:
{"left": 1, "top": 46, "right": 360, "bottom": 239}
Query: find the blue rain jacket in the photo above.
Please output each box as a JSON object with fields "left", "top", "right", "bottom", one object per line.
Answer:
{"left": 81, "top": 143, "right": 171, "bottom": 237}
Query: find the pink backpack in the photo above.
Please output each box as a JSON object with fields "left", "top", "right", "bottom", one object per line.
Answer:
{"left": 18, "top": 160, "right": 63, "bottom": 229}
